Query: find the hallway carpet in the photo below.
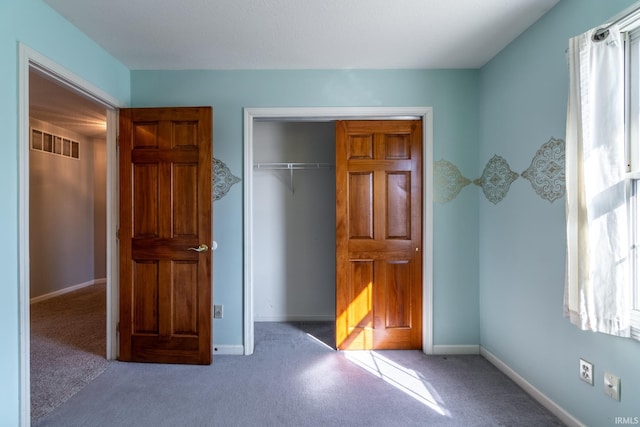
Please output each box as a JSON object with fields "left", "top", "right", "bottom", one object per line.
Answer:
{"left": 30, "top": 282, "right": 109, "bottom": 421}
{"left": 34, "top": 322, "right": 563, "bottom": 426}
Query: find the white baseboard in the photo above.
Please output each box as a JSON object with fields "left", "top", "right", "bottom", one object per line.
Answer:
{"left": 213, "top": 345, "right": 244, "bottom": 355}
{"left": 254, "top": 315, "right": 335, "bottom": 322}
{"left": 432, "top": 344, "right": 480, "bottom": 355}
{"left": 480, "top": 347, "right": 585, "bottom": 427}
{"left": 30, "top": 278, "right": 106, "bottom": 304}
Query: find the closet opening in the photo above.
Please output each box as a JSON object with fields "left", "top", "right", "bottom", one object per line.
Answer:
{"left": 244, "top": 106, "right": 434, "bottom": 356}
{"left": 252, "top": 121, "right": 336, "bottom": 349}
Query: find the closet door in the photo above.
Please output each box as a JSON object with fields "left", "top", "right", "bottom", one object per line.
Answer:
{"left": 335, "top": 120, "right": 422, "bottom": 350}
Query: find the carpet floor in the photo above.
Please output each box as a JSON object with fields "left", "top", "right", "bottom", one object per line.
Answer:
{"left": 34, "top": 321, "right": 564, "bottom": 427}
{"left": 30, "top": 283, "right": 109, "bottom": 422}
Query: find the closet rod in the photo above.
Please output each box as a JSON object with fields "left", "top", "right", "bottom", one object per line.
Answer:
{"left": 253, "top": 162, "right": 334, "bottom": 194}
{"left": 253, "top": 162, "right": 334, "bottom": 170}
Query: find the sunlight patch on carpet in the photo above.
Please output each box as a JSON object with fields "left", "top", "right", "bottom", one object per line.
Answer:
{"left": 345, "top": 351, "right": 450, "bottom": 417}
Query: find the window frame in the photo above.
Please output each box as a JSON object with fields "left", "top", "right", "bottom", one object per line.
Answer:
{"left": 624, "top": 26, "right": 640, "bottom": 339}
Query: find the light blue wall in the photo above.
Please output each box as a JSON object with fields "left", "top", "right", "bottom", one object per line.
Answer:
{"left": 479, "top": 0, "right": 640, "bottom": 425}
{"left": 131, "top": 69, "right": 481, "bottom": 347}
{"left": 0, "top": 0, "right": 130, "bottom": 424}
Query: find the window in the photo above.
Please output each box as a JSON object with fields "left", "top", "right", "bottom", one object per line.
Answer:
{"left": 565, "top": 12, "right": 640, "bottom": 339}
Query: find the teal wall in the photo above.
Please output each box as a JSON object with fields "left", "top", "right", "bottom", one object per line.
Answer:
{"left": 131, "top": 69, "right": 481, "bottom": 347}
{"left": 0, "top": 0, "right": 130, "bottom": 425}
{"left": 479, "top": 0, "right": 640, "bottom": 425}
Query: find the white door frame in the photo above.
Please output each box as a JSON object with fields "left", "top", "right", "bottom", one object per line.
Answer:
{"left": 243, "top": 106, "right": 433, "bottom": 356}
{"left": 17, "top": 43, "right": 122, "bottom": 426}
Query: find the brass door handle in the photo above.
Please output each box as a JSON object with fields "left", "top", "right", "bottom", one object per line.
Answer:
{"left": 188, "top": 244, "right": 209, "bottom": 253}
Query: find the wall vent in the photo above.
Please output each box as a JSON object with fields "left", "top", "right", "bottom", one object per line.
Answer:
{"left": 31, "top": 128, "right": 80, "bottom": 159}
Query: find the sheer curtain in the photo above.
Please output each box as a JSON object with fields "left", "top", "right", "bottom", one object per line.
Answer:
{"left": 564, "top": 24, "right": 631, "bottom": 337}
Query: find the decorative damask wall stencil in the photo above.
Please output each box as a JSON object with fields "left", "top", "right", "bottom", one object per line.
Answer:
{"left": 474, "top": 155, "right": 520, "bottom": 205}
{"left": 434, "top": 159, "right": 471, "bottom": 203}
{"left": 433, "top": 137, "right": 566, "bottom": 205}
{"left": 521, "top": 137, "right": 565, "bottom": 203}
{"left": 213, "top": 157, "right": 240, "bottom": 201}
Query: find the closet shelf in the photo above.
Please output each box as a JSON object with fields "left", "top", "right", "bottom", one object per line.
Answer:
{"left": 253, "top": 162, "right": 334, "bottom": 194}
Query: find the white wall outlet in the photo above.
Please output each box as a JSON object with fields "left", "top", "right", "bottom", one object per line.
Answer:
{"left": 214, "top": 304, "right": 223, "bottom": 319}
{"left": 604, "top": 372, "right": 621, "bottom": 401}
{"left": 579, "top": 358, "right": 594, "bottom": 385}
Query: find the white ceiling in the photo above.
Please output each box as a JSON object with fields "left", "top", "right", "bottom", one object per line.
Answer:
{"left": 33, "top": 0, "right": 560, "bottom": 138}
{"left": 43, "top": 0, "right": 560, "bottom": 70}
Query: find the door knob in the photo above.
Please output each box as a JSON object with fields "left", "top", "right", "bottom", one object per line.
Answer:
{"left": 188, "top": 244, "right": 209, "bottom": 253}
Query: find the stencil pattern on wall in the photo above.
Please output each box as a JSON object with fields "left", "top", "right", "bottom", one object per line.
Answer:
{"left": 213, "top": 157, "right": 240, "bottom": 201}
{"left": 434, "top": 160, "right": 471, "bottom": 203}
{"left": 434, "top": 137, "right": 565, "bottom": 204}
{"left": 521, "top": 137, "right": 565, "bottom": 203}
{"left": 474, "top": 155, "right": 519, "bottom": 204}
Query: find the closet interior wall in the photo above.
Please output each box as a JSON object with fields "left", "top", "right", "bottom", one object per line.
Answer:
{"left": 253, "top": 121, "right": 336, "bottom": 321}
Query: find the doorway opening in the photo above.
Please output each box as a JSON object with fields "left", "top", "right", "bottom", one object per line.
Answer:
{"left": 18, "top": 44, "right": 121, "bottom": 425}
{"left": 243, "top": 107, "right": 434, "bottom": 356}
{"left": 29, "top": 67, "right": 108, "bottom": 421}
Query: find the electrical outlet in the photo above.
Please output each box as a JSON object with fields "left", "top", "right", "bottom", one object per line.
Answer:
{"left": 604, "top": 372, "right": 621, "bottom": 401}
{"left": 214, "top": 304, "right": 223, "bottom": 319}
{"left": 579, "top": 358, "right": 594, "bottom": 385}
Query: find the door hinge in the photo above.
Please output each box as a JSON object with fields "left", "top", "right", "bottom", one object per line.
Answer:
{"left": 116, "top": 322, "right": 120, "bottom": 333}
{"left": 116, "top": 228, "right": 120, "bottom": 239}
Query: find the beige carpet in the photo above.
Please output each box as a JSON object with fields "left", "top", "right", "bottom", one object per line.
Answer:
{"left": 30, "top": 282, "right": 109, "bottom": 422}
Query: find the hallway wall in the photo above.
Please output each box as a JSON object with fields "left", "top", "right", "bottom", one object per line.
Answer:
{"left": 29, "top": 118, "right": 105, "bottom": 299}
{"left": 93, "top": 138, "right": 107, "bottom": 280}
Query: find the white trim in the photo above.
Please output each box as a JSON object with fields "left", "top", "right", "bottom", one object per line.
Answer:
{"left": 480, "top": 347, "right": 585, "bottom": 427}
{"left": 631, "top": 309, "right": 640, "bottom": 340}
{"left": 213, "top": 345, "right": 244, "bottom": 355}
{"left": 30, "top": 278, "right": 106, "bottom": 304}
{"left": 18, "top": 43, "right": 122, "bottom": 427}
{"left": 254, "top": 315, "right": 336, "bottom": 322}
{"left": 17, "top": 44, "right": 31, "bottom": 427}
{"left": 432, "top": 345, "right": 480, "bottom": 355}
{"left": 106, "top": 108, "right": 119, "bottom": 360}
{"left": 243, "top": 109, "right": 255, "bottom": 355}
{"left": 25, "top": 48, "right": 123, "bottom": 109}
{"left": 243, "top": 106, "right": 434, "bottom": 356}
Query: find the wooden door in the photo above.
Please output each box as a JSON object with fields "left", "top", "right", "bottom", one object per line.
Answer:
{"left": 336, "top": 120, "right": 422, "bottom": 350}
{"left": 119, "top": 107, "right": 213, "bottom": 364}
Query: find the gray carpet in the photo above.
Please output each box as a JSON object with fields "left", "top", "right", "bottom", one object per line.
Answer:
{"left": 34, "top": 321, "right": 564, "bottom": 427}
{"left": 30, "top": 283, "right": 109, "bottom": 422}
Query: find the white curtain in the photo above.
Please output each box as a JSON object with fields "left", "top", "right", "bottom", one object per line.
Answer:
{"left": 564, "top": 24, "right": 631, "bottom": 337}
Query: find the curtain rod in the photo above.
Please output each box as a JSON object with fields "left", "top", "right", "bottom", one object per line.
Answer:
{"left": 593, "top": 4, "right": 640, "bottom": 40}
